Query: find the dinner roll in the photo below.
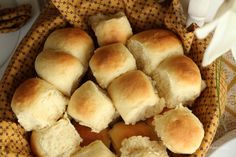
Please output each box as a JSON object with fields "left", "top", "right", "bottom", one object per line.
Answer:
{"left": 11, "top": 78, "right": 68, "bottom": 131}
{"left": 127, "top": 29, "right": 184, "bottom": 75}
{"left": 89, "top": 12, "right": 133, "bottom": 46}
{"left": 120, "top": 136, "right": 168, "bottom": 157}
{"left": 109, "top": 122, "right": 158, "bottom": 154}
{"left": 31, "top": 118, "right": 82, "bottom": 157}
{"left": 73, "top": 122, "right": 111, "bottom": 147}
{"left": 108, "top": 70, "right": 163, "bottom": 124}
{"left": 152, "top": 55, "right": 202, "bottom": 108}
{"left": 44, "top": 28, "right": 94, "bottom": 67}
{"left": 35, "top": 50, "right": 84, "bottom": 96}
{"left": 68, "top": 81, "right": 116, "bottom": 133}
{"left": 153, "top": 105, "right": 204, "bottom": 154}
{"left": 71, "top": 140, "right": 116, "bottom": 157}
{"left": 89, "top": 43, "right": 136, "bottom": 88}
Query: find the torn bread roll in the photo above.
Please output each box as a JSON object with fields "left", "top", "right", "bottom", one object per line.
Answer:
{"left": 127, "top": 29, "right": 184, "bottom": 75}
{"left": 11, "top": 78, "right": 68, "bottom": 131}
{"left": 89, "top": 43, "right": 136, "bottom": 88}
{"left": 108, "top": 70, "right": 163, "bottom": 124}
{"left": 152, "top": 55, "right": 202, "bottom": 108}
{"left": 109, "top": 122, "right": 158, "bottom": 154}
{"left": 71, "top": 140, "right": 116, "bottom": 157}
{"left": 44, "top": 28, "right": 94, "bottom": 68}
{"left": 89, "top": 12, "right": 133, "bottom": 46}
{"left": 35, "top": 50, "right": 84, "bottom": 96}
{"left": 31, "top": 118, "right": 82, "bottom": 157}
{"left": 120, "top": 136, "right": 168, "bottom": 157}
{"left": 68, "top": 81, "right": 116, "bottom": 133}
{"left": 153, "top": 105, "right": 204, "bottom": 154}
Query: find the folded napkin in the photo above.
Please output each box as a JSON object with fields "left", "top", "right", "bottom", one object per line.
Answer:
{"left": 194, "top": 0, "right": 236, "bottom": 66}
{"left": 184, "top": 0, "right": 236, "bottom": 66}
{"left": 0, "top": 4, "right": 31, "bottom": 33}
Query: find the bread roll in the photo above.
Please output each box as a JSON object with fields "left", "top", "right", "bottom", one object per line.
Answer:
{"left": 71, "top": 140, "right": 116, "bottom": 157}
{"left": 127, "top": 29, "right": 184, "bottom": 75}
{"left": 44, "top": 28, "right": 94, "bottom": 67}
{"left": 108, "top": 70, "right": 162, "bottom": 124}
{"left": 11, "top": 78, "right": 68, "bottom": 131}
{"left": 73, "top": 122, "right": 111, "bottom": 147}
{"left": 89, "top": 12, "right": 133, "bottom": 46}
{"left": 120, "top": 136, "right": 168, "bottom": 157}
{"left": 152, "top": 55, "right": 202, "bottom": 108}
{"left": 89, "top": 43, "right": 136, "bottom": 88}
{"left": 31, "top": 118, "right": 82, "bottom": 157}
{"left": 35, "top": 50, "right": 84, "bottom": 96}
{"left": 109, "top": 122, "right": 158, "bottom": 154}
{"left": 153, "top": 105, "right": 204, "bottom": 154}
{"left": 68, "top": 81, "right": 116, "bottom": 133}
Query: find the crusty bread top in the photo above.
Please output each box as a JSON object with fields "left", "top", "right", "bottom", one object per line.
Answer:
{"left": 89, "top": 43, "right": 136, "bottom": 88}
{"left": 157, "top": 55, "right": 201, "bottom": 85}
{"left": 68, "top": 81, "right": 115, "bottom": 132}
{"left": 11, "top": 78, "right": 58, "bottom": 113}
{"left": 153, "top": 105, "right": 204, "bottom": 154}
{"left": 89, "top": 12, "right": 133, "bottom": 46}
{"left": 129, "top": 29, "right": 182, "bottom": 53}
{"left": 35, "top": 50, "right": 84, "bottom": 96}
{"left": 44, "top": 28, "right": 94, "bottom": 66}
{"left": 108, "top": 70, "right": 155, "bottom": 103}
{"left": 90, "top": 43, "right": 135, "bottom": 73}
{"left": 36, "top": 50, "right": 84, "bottom": 74}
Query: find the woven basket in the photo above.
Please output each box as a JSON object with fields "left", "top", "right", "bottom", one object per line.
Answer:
{"left": 0, "top": 0, "right": 227, "bottom": 157}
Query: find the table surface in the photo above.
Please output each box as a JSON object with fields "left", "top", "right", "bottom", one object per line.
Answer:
{"left": 0, "top": 0, "right": 236, "bottom": 156}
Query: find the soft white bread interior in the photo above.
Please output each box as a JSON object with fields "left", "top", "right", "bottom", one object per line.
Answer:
{"left": 71, "top": 140, "right": 116, "bottom": 157}
{"left": 31, "top": 118, "right": 82, "bottom": 157}
{"left": 120, "top": 136, "right": 168, "bottom": 157}
{"left": 152, "top": 55, "right": 202, "bottom": 108}
{"left": 153, "top": 105, "right": 204, "bottom": 154}
{"left": 44, "top": 28, "right": 94, "bottom": 67}
{"left": 89, "top": 43, "right": 136, "bottom": 88}
{"left": 89, "top": 12, "right": 133, "bottom": 46}
{"left": 68, "top": 81, "right": 116, "bottom": 133}
{"left": 109, "top": 122, "right": 158, "bottom": 155}
{"left": 11, "top": 78, "right": 68, "bottom": 131}
{"left": 35, "top": 50, "right": 84, "bottom": 96}
{"left": 127, "top": 29, "right": 184, "bottom": 75}
{"left": 108, "top": 70, "right": 162, "bottom": 124}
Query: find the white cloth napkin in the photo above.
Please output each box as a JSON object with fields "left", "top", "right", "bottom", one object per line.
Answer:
{"left": 186, "top": 0, "right": 236, "bottom": 66}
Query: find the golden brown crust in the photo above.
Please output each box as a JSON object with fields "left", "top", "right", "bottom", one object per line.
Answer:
{"left": 166, "top": 114, "right": 203, "bottom": 150}
{"left": 154, "top": 106, "right": 204, "bottom": 154}
{"left": 71, "top": 94, "right": 96, "bottom": 120}
{"left": 108, "top": 70, "right": 152, "bottom": 102}
{"left": 130, "top": 29, "right": 182, "bottom": 52}
{"left": 90, "top": 44, "right": 126, "bottom": 72}
{"left": 159, "top": 55, "right": 201, "bottom": 85}
{"left": 45, "top": 28, "right": 93, "bottom": 48}
{"left": 11, "top": 78, "right": 47, "bottom": 111}
{"left": 36, "top": 50, "right": 82, "bottom": 72}
{"left": 30, "top": 131, "right": 45, "bottom": 157}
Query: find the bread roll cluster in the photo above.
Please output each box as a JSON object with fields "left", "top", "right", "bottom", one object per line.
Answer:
{"left": 11, "top": 12, "right": 206, "bottom": 157}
